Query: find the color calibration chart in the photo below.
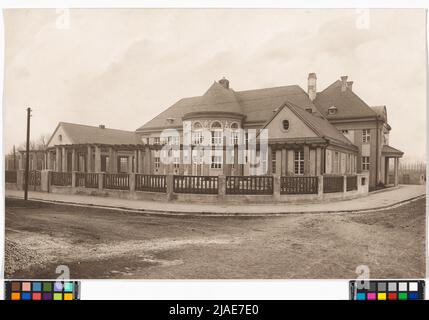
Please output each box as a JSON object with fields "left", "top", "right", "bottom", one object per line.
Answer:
{"left": 350, "top": 280, "right": 425, "bottom": 300}
{"left": 4, "top": 280, "right": 80, "bottom": 300}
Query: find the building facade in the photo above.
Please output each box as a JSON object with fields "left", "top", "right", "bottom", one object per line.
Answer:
{"left": 19, "top": 74, "right": 403, "bottom": 190}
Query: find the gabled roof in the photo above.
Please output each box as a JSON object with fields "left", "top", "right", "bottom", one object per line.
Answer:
{"left": 136, "top": 82, "right": 319, "bottom": 131}
{"left": 261, "top": 101, "right": 357, "bottom": 148}
{"left": 313, "top": 80, "right": 377, "bottom": 120}
{"left": 382, "top": 145, "right": 404, "bottom": 157}
{"left": 47, "top": 122, "right": 141, "bottom": 146}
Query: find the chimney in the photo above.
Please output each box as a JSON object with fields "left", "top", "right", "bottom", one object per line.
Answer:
{"left": 99, "top": 124, "right": 105, "bottom": 129}
{"left": 307, "top": 73, "right": 317, "bottom": 101}
{"left": 340, "top": 76, "right": 348, "bottom": 92}
{"left": 347, "top": 81, "right": 353, "bottom": 91}
{"left": 218, "top": 77, "right": 229, "bottom": 89}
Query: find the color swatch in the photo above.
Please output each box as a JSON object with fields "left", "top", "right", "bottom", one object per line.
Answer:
{"left": 5, "top": 281, "right": 80, "bottom": 301}
{"left": 350, "top": 280, "right": 425, "bottom": 300}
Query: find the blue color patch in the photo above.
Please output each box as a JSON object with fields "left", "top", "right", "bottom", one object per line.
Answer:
{"left": 356, "top": 292, "right": 366, "bottom": 300}
{"left": 408, "top": 292, "right": 419, "bottom": 300}
{"left": 21, "top": 292, "right": 31, "bottom": 300}
{"left": 32, "top": 282, "right": 42, "bottom": 291}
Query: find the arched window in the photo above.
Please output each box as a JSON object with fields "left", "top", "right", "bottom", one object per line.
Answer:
{"left": 211, "top": 121, "right": 222, "bottom": 145}
{"left": 58, "top": 134, "right": 63, "bottom": 142}
{"left": 192, "top": 122, "right": 203, "bottom": 145}
{"left": 211, "top": 121, "right": 222, "bottom": 129}
{"left": 231, "top": 122, "right": 239, "bottom": 129}
{"left": 230, "top": 122, "right": 239, "bottom": 145}
{"left": 282, "top": 120, "right": 290, "bottom": 131}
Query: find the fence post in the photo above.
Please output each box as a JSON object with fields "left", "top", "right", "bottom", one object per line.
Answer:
{"left": 72, "top": 172, "right": 76, "bottom": 188}
{"left": 343, "top": 175, "right": 347, "bottom": 194}
{"left": 318, "top": 175, "right": 324, "bottom": 199}
{"left": 16, "top": 169, "right": 25, "bottom": 190}
{"left": 98, "top": 173, "right": 104, "bottom": 191}
{"left": 166, "top": 174, "right": 174, "bottom": 201}
{"left": 218, "top": 175, "right": 226, "bottom": 199}
{"left": 40, "top": 170, "right": 50, "bottom": 192}
{"left": 130, "top": 173, "right": 136, "bottom": 192}
{"left": 273, "top": 175, "right": 280, "bottom": 201}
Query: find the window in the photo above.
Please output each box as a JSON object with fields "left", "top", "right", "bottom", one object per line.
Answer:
{"left": 211, "top": 155, "right": 222, "bottom": 169}
{"left": 119, "top": 157, "right": 128, "bottom": 173}
{"left": 212, "top": 131, "right": 222, "bottom": 145}
{"left": 58, "top": 134, "right": 62, "bottom": 142}
{"left": 341, "top": 130, "right": 349, "bottom": 134}
{"left": 154, "top": 137, "right": 160, "bottom": 145}
{"left": 173, "top": 157, "right": 180, "bottom": 169}
{"left": 362, "top": 129, "right": 370, "bottom": 143}
{"left": 154, "top": 157, "right": 160, "bottom": 169}
{"left": 231, "top": 131, "right": 239, "bottom": 145}
{"left": 328, "top": 106, "right": 337, "bottom": 115}
{"left": 282, "top": 120, "right": 290, "bottom": 130}
{"left": 271, "top": 149, "right": 277, "bottom": 174}
{"left": 192, "top": 131, "right": 203, "bottom": 145}
{"left": 362, "top": 156, "right": 370, "bottom": 171}
{"left": 294, "top": 150, "right": 304, "bottom": 175}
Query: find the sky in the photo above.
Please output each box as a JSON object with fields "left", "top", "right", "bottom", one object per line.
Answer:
{"left": 2, "top": 8, "right": 427, "bottom": 161}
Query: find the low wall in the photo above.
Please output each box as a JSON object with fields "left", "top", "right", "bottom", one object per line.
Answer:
{"left": 5, "top": 170, "right": 370, "bottom": 204}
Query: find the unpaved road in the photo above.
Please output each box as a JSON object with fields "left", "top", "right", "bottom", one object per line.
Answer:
{"left": 5, "top": 197, "right": 426, "bottom": 279}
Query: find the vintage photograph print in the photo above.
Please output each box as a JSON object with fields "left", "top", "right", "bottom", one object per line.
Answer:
{"left": 3, "top": 9, "right": 426, "bottom": 279}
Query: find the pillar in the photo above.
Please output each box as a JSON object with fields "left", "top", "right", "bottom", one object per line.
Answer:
{"left": 316, "top": 147, "right": 322, "bottom": 176}
{"left": 61, "top": 147, "right": 67, "bottom": 172}
{"left": 71, "top": 149, "right": 76, "bottom": 172}
{"left": 384, "top": 157, "right": 389, "bottom": 184}
{"left": 94, "top": 146, "right": 101, "bottom": 172}
{"left": 267, "top": 145, "right": 272, "bottom": 175}
{"left": 275, "top": 150, "right": 282, "bottom": 176}
{"left": 304, "top": 145, "right": 310, "bottom": 175}
{"left": 87, "top": 146, "right": 92, "bottom": 172}
{"left": 273, "top": 174, "right": 280, "bottom": 201}
{"left": 47, "top": 151, "right": 52, "bottom": 170}
{"left": 281, "top": 148, "right": 287, "bottom": 176}
{"left": 56, "top": 147, "right": 61, "bottom": 172}
{"left": 128, "top": 155, "right": 133, "bottom": 173}
{"left": 394, "top": 158, "right": 399, "bottom": 186}
{"left": 179, "top": 148, "right": 185, "bottom": 175}
{"left": 233, "top": 144, "right": 239, "bottom": 176}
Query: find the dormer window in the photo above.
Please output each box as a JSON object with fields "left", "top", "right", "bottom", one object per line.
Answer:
{"left": 282, "top": 120, "right": 290, "bottom": 131}
{"left": 328, "top": 106, "right": 338, "bottom": 115}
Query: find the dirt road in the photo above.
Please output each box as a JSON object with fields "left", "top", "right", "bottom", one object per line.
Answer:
{"left": 5, "top": 197, "right": 426, "bottom": 279}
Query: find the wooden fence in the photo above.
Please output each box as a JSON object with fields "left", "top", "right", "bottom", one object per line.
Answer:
{"left": 226, "top": 176, "right": 273, "bottom": 195}
{"left": 281, "top": 176, "right": 318, "bottom": 195}
{"left": 103, "top": 173, "right": 129, "bottom": 190}
{"left": 5, "top": 170, "right": 17, "bottom": 183}
{"left": 173, "top": 175, "right": 218, "bottom": 194}
{"left": 51, "top": 172, "right": 72, "bottom": 186}
{"left": 323, "top": 175, "right": 344, "bottom": 193}
{"left": 346, "top": 175, "right": 358, "bottom": 191}
{"left": 135, "top": 174, "right": 166, "bottom": 193}
{"left": 75, "top": 172, "right": 99, "bottom": 188}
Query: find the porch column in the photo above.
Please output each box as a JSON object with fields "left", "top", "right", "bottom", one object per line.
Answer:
{"left": 128, "top": 155, "right": 133, "bottom": 173}
{"left": 267, "top": 145, "right": 272, "bottom": 175}
{"left": 233, "top": 144, "right": 239, "bottom": 176}
{"left": 281, "top": 147, "right": 287, "bottom": 176}
{"left": 112, "top": 149, "right": 118, "bottom": 173}
{"left": 47, "top": 151, "right": 52, "bottom": 170}
{"left": 94, "top": 146, "right": 101, "bottom": 172}
{"left": 144, "top": 146, "right": 151, "bottom": 174}
{"left": 86, "top": 146, "right": 92, "bottom": 172}
{"left": 316, "top": 147, "right": 322, "bottom": 176}
{"left": 384, "top": 157, "right": 389, "bottom": 184}
{"left": 61, "top": 147, "right": 67, "bottom": 172}
{"left": 56, "top": 147, "right": 61, "bottom": 171}
{"left": 134, "top": 150, "right": 139, "bottom": 173}
{"left": 179, "top": 148, "right": 185, "bottom": 175}
{"left": 394, "top": 158, "right": 399, "bottom": 186}
{"left": 71, "top": 148, "right": 76, "bottom": 171}
{"left": 304, "top": 145, "right": 310, "bottom": 175}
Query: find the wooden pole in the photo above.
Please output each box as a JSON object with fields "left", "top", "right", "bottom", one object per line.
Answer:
{"left": 24, "top": 107, "right": 31, "bottom": 200}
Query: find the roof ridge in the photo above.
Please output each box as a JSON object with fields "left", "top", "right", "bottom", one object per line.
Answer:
{"left": 60, "top": 121, "right": 136, "bottom": 133}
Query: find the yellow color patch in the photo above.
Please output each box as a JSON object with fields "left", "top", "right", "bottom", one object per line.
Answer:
{"left": 64, "top": 293, "right": 73, "bottom": 300}
{"left": 378, "top": 293, "right": 387, "bottom": 300}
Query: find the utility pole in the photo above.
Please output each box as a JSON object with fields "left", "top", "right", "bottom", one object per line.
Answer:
{"left": 24, "top": 107, "right": 31, "bottom": 200}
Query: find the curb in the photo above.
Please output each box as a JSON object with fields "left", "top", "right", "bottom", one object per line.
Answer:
{"left": 5, "top": 194, "right": 426, "bottom": 217}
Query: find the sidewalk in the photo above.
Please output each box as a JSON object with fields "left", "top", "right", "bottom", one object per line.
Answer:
{"left": 5, "top": 185, "right": 426, "bottom": 215}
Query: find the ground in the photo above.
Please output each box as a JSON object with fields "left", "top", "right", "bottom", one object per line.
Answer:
{"left": 5, "top": 197, "right": 426, "bottom": 279}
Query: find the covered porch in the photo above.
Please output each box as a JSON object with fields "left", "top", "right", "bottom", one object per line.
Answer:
{"left": 381, "top": 145, "right": 404, "bottom": 186}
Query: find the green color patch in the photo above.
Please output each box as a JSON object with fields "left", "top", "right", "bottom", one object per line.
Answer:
{"left": 398, "top": 292, "right": 408, "bottom": 300}
{"left": 54, "top": 293, "right": 63, "bottom": 300}
{"left": 43, "top": 282, "right": 52, "bottom": 292}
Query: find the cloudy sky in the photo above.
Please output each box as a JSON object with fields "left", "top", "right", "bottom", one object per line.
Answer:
{"left": 2, "top": 8, "right": 427, "bottom": 161}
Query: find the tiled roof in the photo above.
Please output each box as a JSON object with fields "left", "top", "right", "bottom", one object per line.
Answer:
{"left": 313, "top": 80, "right": 377, "bottom": 120}
{"left": 49, "top": 122, "right": 141, "bottom": 146}
{"left": 136, "top": 83, "right": 319, "bottom": 131}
